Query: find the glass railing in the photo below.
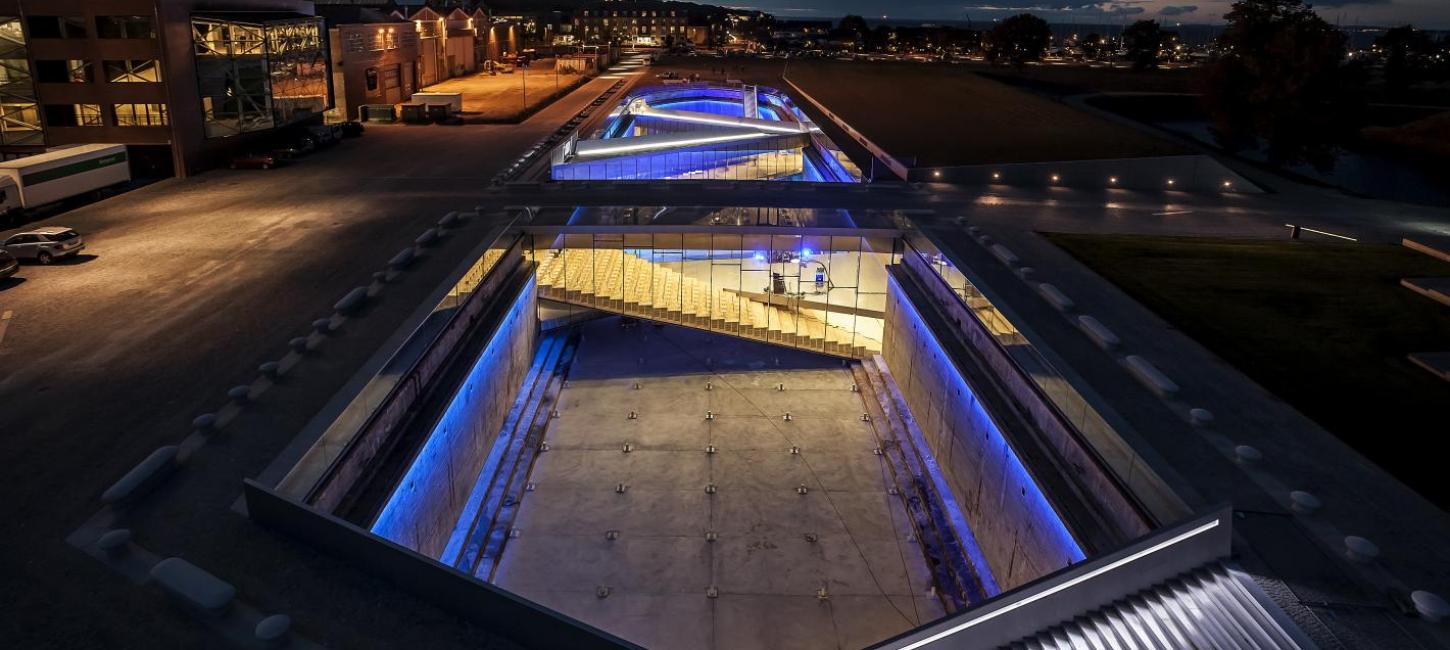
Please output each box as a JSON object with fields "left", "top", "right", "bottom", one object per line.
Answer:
{"left": 525, "top": 231, "right": 891, "bottom": 358}
{"left": 899, "top": 227, "right": 1185, "bottom": 526}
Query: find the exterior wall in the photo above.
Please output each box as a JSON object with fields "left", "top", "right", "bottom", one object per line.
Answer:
{"left": 371, "top": 281, "right": 538, "bottom": 559}
{"left": 0, "top": 0, "right": 322, "bottom": 177}
{"left": 329, "top": 22, "right": 418, "bottom": 122}
{"left": 883, "top": 273, "right": 1087, "bottom": 591}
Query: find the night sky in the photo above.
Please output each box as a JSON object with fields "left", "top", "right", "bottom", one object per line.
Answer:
{"left": 724, "top": 0, "right": 1450, "bottom": 28}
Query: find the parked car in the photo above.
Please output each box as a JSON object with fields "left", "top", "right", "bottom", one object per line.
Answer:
{"left": 2, "top": 226, "right": 85, "bottom": 264}
{"left": 230, "top": 153, "right": 282, "bottom": 170}
{"left": 272, "top": 138, "right": 315, "bottom": 161}
{"left": 304, "top": 124, "right": 339, "bottom": 148}
{"left": 0, "top": 249, "right": 17, "bottom": 279}
{"left": 339, "top": 121, "right": 365, "bottom": 138}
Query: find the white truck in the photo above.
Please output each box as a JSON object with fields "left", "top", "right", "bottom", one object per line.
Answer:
{"left": 0, "top": 144, "right": 132, "bottom": 224}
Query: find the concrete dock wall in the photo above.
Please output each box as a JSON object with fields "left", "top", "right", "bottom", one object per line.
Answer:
{"left": 371, "top": 281, "right": 538, "bottom": 559}
{"left": 883, "top": 276, "right": 1086, "bottom": 591}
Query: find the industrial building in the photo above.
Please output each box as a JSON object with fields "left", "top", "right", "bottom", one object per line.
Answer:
{"left": 0, "top": 0, "right": 332, "bottom": 176}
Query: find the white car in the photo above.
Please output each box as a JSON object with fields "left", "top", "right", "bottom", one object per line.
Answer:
{"left": 2, "top": 226, "right": 85, "bottom": 264}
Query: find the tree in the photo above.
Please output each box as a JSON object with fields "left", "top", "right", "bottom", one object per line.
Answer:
{"left": 1375, "top": 25, "right": 1437, "bottom": 94}
{"left": 1079, "top": 32, "right": 1105, "bottom": 60}
{"left": 1202, "top": 0, "right": 1363, "bottom": 171}
{"left": 834, "top": 15, "right": 871, "bottom": 49}
{"left": 1123, "top": 20, "right": 1167, "bottom": 70}
{"left": 986, "top": 14, "right": 1051, "bottom": 65}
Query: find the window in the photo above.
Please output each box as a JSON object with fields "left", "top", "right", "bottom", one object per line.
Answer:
{"left": 35, "top": 60, "right": 92, "bottom": 83}
{"left": 113, "top": 103, "right": 168, "bottom": 126}
{"left": 96, "top": 16, "right": 156, "bottom": 39}
{"left": 382, "top": 65, "right": 401, "bottom": 90}
{"left": 365, "top": 67, "right": 378, "bottom": 91}
{"left": 104, "top": 60, "right": 162, "bottom": 83}
{"left": 43, "top": 104, "right": 102, "bottom": 127}
{"left": 26, "top": 16, "right": 86, "bottom": 38}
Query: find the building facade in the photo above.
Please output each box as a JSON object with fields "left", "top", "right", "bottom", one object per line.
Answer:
{"left": 572, "top": 4, "right": 688, "bottom": 46}
{"left": 0, "top": 0, "right": 332, "bottom": 177}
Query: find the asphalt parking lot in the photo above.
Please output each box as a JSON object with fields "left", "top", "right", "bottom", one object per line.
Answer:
{"left": 0, "top": 74, "right": 626, "bottom": 648}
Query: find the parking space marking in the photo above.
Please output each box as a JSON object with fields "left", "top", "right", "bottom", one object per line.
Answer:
{"left": 0, "top": 310, "right": 13, "bottom": 349}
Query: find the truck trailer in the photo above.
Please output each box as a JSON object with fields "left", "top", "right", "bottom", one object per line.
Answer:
{"left": 0, "top": 144, "right": 132, "bottom": 224}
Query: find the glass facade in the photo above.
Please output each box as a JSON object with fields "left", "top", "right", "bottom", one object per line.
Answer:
{"left": 551, "top": 84, "right": 862, "bottom": 183}
{"left": 526, "top": 229, "right": 894, "bottom": 357}
{"left": 192, "top": 17, "right": 329, "bottom": 139}
{"left": 0, "top": 17, "right": 41, "bottom": 145}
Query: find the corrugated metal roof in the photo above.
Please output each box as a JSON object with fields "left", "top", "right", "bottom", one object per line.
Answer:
{"left": 1004, "top": 563, "right": 1312, "bottom": 650}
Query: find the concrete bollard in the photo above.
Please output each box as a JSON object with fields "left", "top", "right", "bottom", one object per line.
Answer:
{"left": 255, "top": 614, "right": 293, "bottom": 648}
{"left": 1188, "top": 408, "right": 1215, "bottom": 428}
{"left": 437, "top": 211, "right": 461, "bottom": 229}
{"left": 414, "top": 228, "right": 440, "bottom": 249}
{"left": 1125, "top": 355, "right": 1180, "bottom": 397}
{"left": 989, "top": 243, "right": 1020, "bottom": 267}
{"left": 312, "top": 319, "right": 333, "bottom": 335}
{"left": 97, "top": 529, "right": 132, "bottom": 558}
{"left": 1077, "top": 315, "right": 1120, "bottom": 350}
{"left": 1411, "top": 591, "right": 1449, "bottom": 623}
{"left": 1344, "top": 536, "right": 1379, "bottom": 563}
{"left": 1233, "top": 445, "right": 1262, "bottom": 465}
{"left": 388, "top": 248, "right": 416, "bottom": 270}
{"left": 227, "top": 385, "right": 252, "bottom": 404}
{"left": 149, "top": 557, "right": 236, "bottom": 617}
{"left": 1037, "top": 283, "right": 1075, "bottom": 312}
{"left": 289, "top": 337, "right": 310, "bottom": 354}
{"left": 192, "top": 413, "right": 218, "bottom": 433}
{"left": 101, "top": 446, "right": 179, "bottom": 504}
{"left": 1289, "top": 490, "right": 1321, "bottom": 514}
{"left": 1017, "top": 266, "right": 1036, "bottom": 281}
{"left": 333, "top": 287, "right": 369, "bottom": 314}
{"left": 258, "top": 362, "right": 280, "bottom": 380}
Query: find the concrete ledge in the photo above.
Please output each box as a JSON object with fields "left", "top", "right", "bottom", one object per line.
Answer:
{"left": 101, "top": 446, "right": 179, "bottom": 504}
{"left": 149, "top": 557, "right": 236, "bottom": 614}
{"left": 1401, "top": 277, "right": 1450, "bottom": 307}
{"left": 1076, "top": 315, "right": 1119, "bottom": 350}
{"left": 1124, "top": 355, "right": 1179, "bottom": 397}
{"left": 1407, "top": 351, "right": 1450, "bottom": 382}
{"left": 1036, "top": 283, "right": 1075, "bottom": 312}
{"left": 1403, "top": 236, "right": 1450, "bottom": 264}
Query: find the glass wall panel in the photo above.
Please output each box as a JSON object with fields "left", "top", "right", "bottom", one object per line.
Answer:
{"left": 0, "top": 17, "right": 42, "bottom": 145}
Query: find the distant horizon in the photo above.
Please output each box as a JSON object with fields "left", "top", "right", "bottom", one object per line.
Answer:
{"left": 721, "top": 0, "right": 1450, "bottom": 31}
{"left": 764, "top": 14, "right": 1447, "bottom": 32}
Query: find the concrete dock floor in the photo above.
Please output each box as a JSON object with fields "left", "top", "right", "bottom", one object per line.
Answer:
{"left": 494, "top": 317, "right": 945, "bottom": 649}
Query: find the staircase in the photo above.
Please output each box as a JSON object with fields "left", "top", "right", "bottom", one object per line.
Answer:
{"left": 535, "top": 248, "right": 876, "bottom": 358}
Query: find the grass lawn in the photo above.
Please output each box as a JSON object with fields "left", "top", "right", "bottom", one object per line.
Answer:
{"left": 784, "top": 61, "right": 1185, "bottom": 166}
{"left": 1045, "top": 234, "right": 1450, "bottom": 507}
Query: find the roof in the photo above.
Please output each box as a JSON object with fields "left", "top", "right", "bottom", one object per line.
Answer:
{"left": 314, "top": 5, "right": 404, "bottom": 25}
{"left": 1002, "top": 563, "right": 1312, "bottom": 650}
{"left": 0, "top": 144, "right": 127, "bottom": 171}
{"left": 192, "top": 11, "right": 319, "bottom": 25}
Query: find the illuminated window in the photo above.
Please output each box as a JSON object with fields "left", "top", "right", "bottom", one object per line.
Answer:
{"left": 96, "top": 15, "right": 156, "bottom": 39}
{"left": 34, "top": 59, "right": 92, "bottom": 83}
{"left": 113, "top": 103, "right": 169, "bottom": 126}
{"left": 104, "top": 59, "right": 162, "bottom": 83}
{"left": 42, "top": 104, "right": 102, "bottom": 127}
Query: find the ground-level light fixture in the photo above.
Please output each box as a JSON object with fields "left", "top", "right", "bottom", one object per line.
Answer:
{"left": 1109, "top": 176, "right": 1119, "bottom": 185}
{"left": 991, "top": 171, "right": 1001, "bottom": 181}
{"left": 1222, "top": 180, "right": 1233, "bottom": 189}
{"left": 1050, "top": 174, "right": 1061, "bottom": 183}
{"left": 933, "top": 170, "right": 942, "bottom": 178}
{"left": 1166, "top": 178, "right": 1176, "bottom": 187}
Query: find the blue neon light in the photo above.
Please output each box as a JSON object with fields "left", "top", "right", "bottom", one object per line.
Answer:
{"left": 888, "top": 278, "right": 1086, "bottom": 581}
{"left": 371, "top": 281, "right": 536, "bottom": 554}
